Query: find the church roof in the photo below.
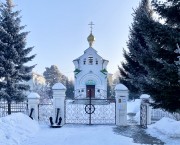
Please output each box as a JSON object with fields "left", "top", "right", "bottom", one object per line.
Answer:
{"left": 73, "top": 47, "right": 108, "bottom": 62}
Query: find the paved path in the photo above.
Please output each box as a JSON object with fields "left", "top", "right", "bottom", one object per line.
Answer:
{"left": 113, "top": 125, "right": 164, "bottom": 145}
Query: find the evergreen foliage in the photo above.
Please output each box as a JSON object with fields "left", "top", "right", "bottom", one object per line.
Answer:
{"left": 119, "top": 0, "right": 180, "bottom": 112}
{"left": 43, "top": 65, "right": 67, "bottom": 87}
{"left": 175, "top": 44, "right": 180, "bottom": 83}
{"left": 0, "top": 1, "right": 35, "bottom": 114}
{"left": 140, "top": 0, "right": 180, "bottom": 112}
{"left": 65, "top": 79, "right": 74, "bottom": 99}
{"left": 107, "top": 79, "right": 112, "bottom": 98}
{"left": 119, "top": 0, "right": 150, "bottom": 100}
{"left": 152, "top": 0, "right": 180, "bottom": 27}
{"left": 43, "top": 65, "right": 74, "bottom": 98}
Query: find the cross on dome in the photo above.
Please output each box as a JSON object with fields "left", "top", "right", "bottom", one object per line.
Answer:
{"left": 87, "top": 22, "right": 95, "bottom": 47}
{"left": 88, "top": 21, "right": 94, "bottom": 33}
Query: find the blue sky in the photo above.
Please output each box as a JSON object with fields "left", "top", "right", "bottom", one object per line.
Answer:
{"left": 3, "top": 0, "right": 140, "bottom": 79}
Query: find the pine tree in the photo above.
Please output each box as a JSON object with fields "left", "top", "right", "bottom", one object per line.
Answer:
{"left": 0, "top": 0, "right": 35, "bottom": 114}
{"left": 175, "top": 44, "right": 180, "bottom": 83}
{"left": 119, "top": 52, "right": 146, "bottom": 100}
{"left": 107, "top": 79, "right": 112, "bottom": 98}
{"left": 152, "top": 0, "right": 180, "bottom": 27}
{"left": 119, "top": 0, "right": 150, "bottom": 100}
{"left": 65, "top": 79, "right": 74, "bottom": 99}
{"left": 43, "top": 65, "right": 68, "bottom": 87}
{"left": 43, "top": 65, "right": 74, "bottom": 98}
{"left": 133, "top": 0, "right": 180, "bottom": 112}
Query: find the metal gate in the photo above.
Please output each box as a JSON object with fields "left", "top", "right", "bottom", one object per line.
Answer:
{"left": 38, "top": 103, "right": 53, "bottom": 123}
{"left": 140, "top": 102, "right": 147, "bottom": 129}
{"left": 0, "top": 100, "right": 28, "bottom": 117}
{"left": 65, "top": 98, "right": 116, "bottom": 124}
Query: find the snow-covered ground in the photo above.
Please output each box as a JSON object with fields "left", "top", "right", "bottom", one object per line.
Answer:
{"left": 0, "top": 113, "right": 39, "bottom": 145}
{"left": 1, "top": 101, "right": 180, "bottom": 145}
{"left": 22, "top": 124, "right": 139, "bottom": 145}
{"left": 0, "top": 113, "right": 139, "bottom": 145}
{"left": 127, "top": 99, "right": 141, "bottom": 123}
{"left": 147, "top": 117, "right": 180, "bottom": 145}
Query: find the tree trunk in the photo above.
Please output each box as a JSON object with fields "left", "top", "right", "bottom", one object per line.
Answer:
{"left": 8, "top": 102, "right": 11, "bottom": 115}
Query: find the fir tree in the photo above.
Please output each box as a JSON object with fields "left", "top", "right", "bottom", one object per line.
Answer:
{"left": 0, "top": 0, "right": 35, "bottom": 114}
{"left": 175, "top": 44, "right": 180, "bottom": 83}
{"left": 136, "top": 0, "right": 180, "bottom": 112}
{"left": 119, "top": 0, "right": 150, "bottom": 100}
{"left": 152, "top": 0, "right": 180, "bottom": 27}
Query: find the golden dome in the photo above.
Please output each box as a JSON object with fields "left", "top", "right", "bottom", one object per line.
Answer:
{"left": 87, "top": 33, "right": 95, "bottom": 47}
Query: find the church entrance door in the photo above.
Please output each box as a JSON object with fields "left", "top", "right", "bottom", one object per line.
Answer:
{"left": 86, "top": 85, "right": 95, "bottom": 98}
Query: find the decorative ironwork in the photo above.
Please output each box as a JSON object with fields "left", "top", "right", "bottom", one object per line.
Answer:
{"left": 29, "top": 108, "right": 34, "bottom": 119}
{"left": 65, "top": 99, "right": 115, "bottom": 124}
{"left": 85, "top": 104, "right": 95, "bottom": 114}
{"left": 140, "top": 103, "right": 147, "bottom": 129}
{"left": 0, "top": 100, "right": 28, "bottom": 117}
{"left": 38, "top": 103, "right": 53, "bottom": 124}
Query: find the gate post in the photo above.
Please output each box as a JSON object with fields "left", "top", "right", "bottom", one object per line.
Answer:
{"left": 52, "top": 83, "right": 66, "bottom": 126}
{"left": 27, "top": 92, "right": 40, "bottom": 121}
{"left": 115, "top": 84, "right": 128, "bottom": 126}
{"left": 140, "top": 94, "right": 151, "bottom": 125}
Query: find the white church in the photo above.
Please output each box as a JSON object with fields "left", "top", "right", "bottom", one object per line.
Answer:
{"left": 73, "top": 23, "right": 109, "bottom": 99}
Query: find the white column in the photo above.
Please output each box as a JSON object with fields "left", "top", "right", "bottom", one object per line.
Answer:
{"left": 27, "top": 92, "right": 40, "bottom": 121}
{"left": 115, "top": 84, "right": 128, "bottom": 126}
{"left": 140, "top": 94, "right": 151, "bottom": 125}
{"left": 52, "top": 83, "right": 66, "bottom": 126}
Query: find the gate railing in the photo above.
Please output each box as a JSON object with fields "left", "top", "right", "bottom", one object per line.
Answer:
{"left": 0, "top": 100, "right": 28, "bottom": 117}
{"left": 140, "top": 103, "right": 147, "bottom": 129}
{"left": 38, "top": 103, "right": 53, "bottom": 124}
{"left": 65, "top": 98, "right": 116, "bottom": 125}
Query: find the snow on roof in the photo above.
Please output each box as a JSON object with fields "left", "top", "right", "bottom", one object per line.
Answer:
{"left": 73, "top": 47, "right": 108, "bottom": 62}
{"left": 140, "top": 94, "right": 150, "bottom": 99}
{"left": 52, "top": 83, "right": 66, "bottom": 90}
{"left": 27, "top": 92, "right": 40, "bottom": 99}
{"left": 114, "top": 84, "right": 128, "bottom": 91}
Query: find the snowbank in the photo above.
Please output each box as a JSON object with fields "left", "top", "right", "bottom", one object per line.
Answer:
{"left": 147, "top": 117, "right": 180, "bottom": 138}
{"left": 0, "top": 113, "right": 39, "bottom": 145}
{"left": 147, "top": 117, "right": 180, "bottom": 145}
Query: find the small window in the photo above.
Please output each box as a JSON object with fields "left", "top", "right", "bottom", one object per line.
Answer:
{"left": 96, "top": 59, "right": 98, "bottom": 65}
{"left": 83, "top": 59, "right": 86, "bottom": 65}
{"left": 88, "top": 56, "right": 93, "bottom": 65}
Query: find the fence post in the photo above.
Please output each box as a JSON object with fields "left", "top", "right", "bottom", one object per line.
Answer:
{"left": 140, "top": 94, "right": 151, "bottom": 125}
{"left": 52, "top": 83, "right": 66, "bottom": 126}
{"left": 27, "top": 92, "right": 40, "bottom": 121}
{"left": 115, "top": 84, "right": 128, "bottom": 126}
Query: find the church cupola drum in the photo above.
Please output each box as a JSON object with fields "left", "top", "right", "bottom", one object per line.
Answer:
{"left": 73, "top": 22, "right": 109, "bottom": 99}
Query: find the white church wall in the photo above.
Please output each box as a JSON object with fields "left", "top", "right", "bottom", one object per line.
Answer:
{"left": 73, "top": 31, "right": 109, "bottom": 99}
